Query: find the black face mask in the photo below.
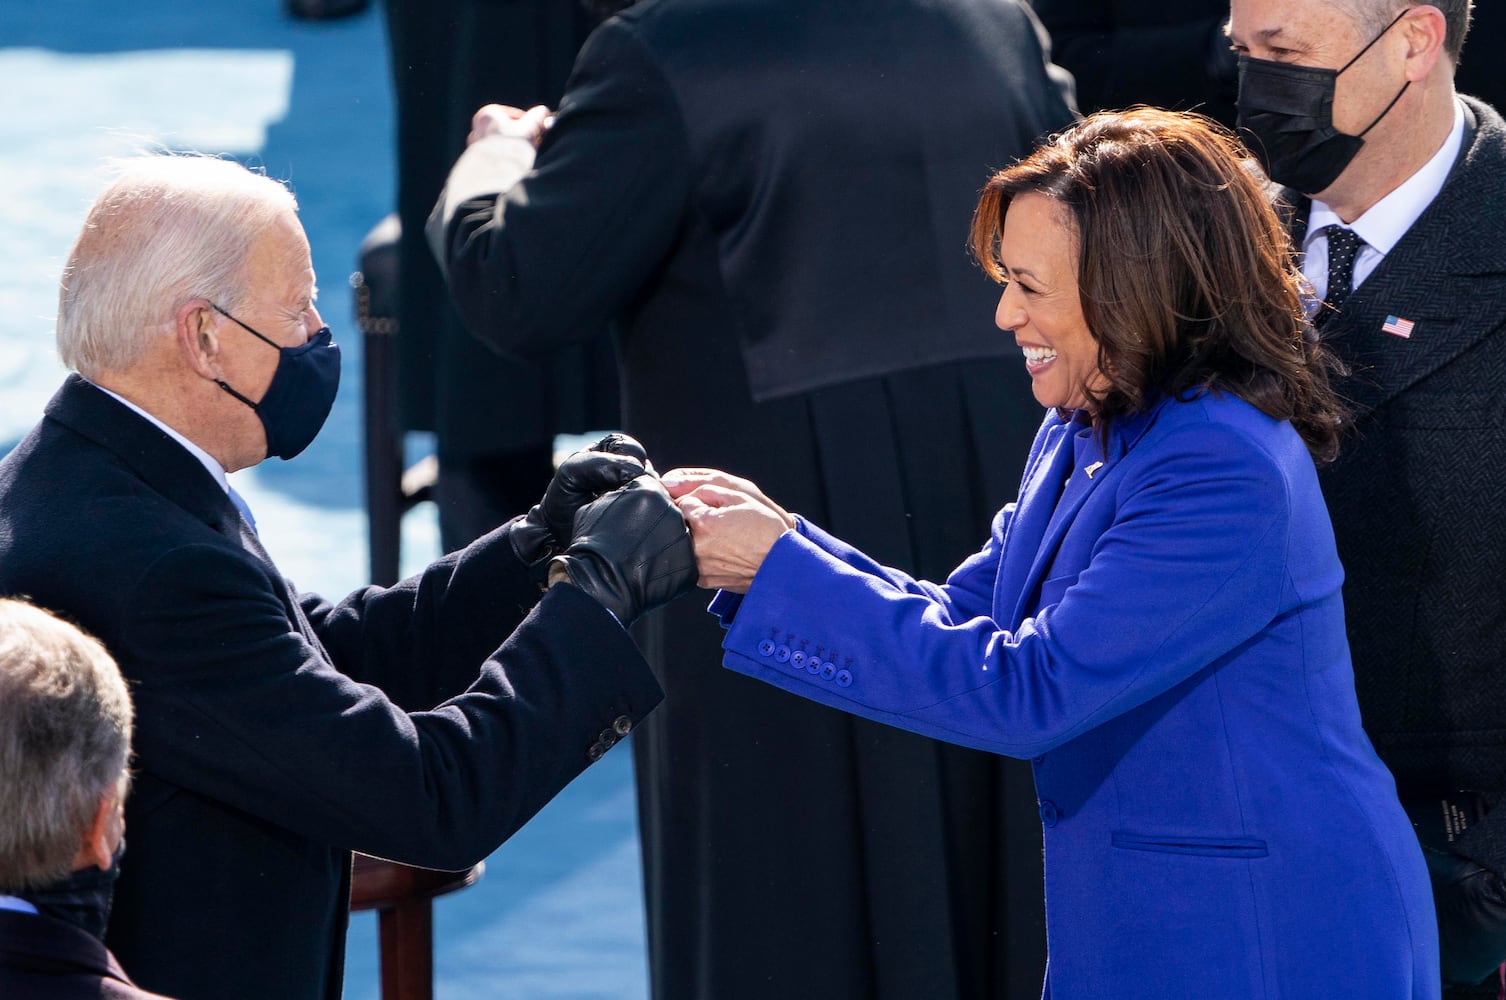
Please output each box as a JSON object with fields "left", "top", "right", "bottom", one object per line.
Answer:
{"left": 1236, "top": 8, "right": 1412, "bottom": 194}
{"left": 23, "top": 840, "right": 124, "bottom": 942}
{"left": 211, "top": 303, "right": 342, "bottom": 461}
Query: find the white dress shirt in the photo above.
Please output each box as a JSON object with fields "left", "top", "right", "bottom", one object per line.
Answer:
{"left": 1302, "top": 98, "right": 1466, "bottom": 315}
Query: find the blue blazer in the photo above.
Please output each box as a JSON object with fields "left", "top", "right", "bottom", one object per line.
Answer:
{"left": 715, "top": 392, "right": 1438, "bottom": 998}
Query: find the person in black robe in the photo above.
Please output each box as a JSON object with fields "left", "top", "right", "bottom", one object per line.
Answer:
{"left": 428, "top": 2, "right": 1076, "bottom": 995}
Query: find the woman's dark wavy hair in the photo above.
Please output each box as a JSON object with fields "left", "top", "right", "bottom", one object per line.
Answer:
{"left": 969, "top": 107, "right": 1347, "bottom": 464}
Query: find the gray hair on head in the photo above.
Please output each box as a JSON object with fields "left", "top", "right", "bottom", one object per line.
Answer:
{"left": 0, "top": 599, "right": 133, "bottom": 893}
{"left": 56, "top": 153, "right": 298, "bottom": 380}
{"left": 1331, "top": 0, "right": 1472, "bottom": 62}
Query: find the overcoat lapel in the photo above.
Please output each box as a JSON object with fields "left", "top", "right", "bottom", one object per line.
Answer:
{"left": 44, "top": 375, "right": 304, "bottom": 618}
{"left": 1293, "top": 101, "right": 1506, "bottom": 421}
{"left": 234, "top": 516, "right": 305, "bottom": 620}
{"left": 1003, "top": 403, "right": 1163, "bottom": 627}
{"left": 994, "top": 417, "right": 1077, "bottom": 626}
{"left": 46, "top": 375, "right": 233, "bottom": 529}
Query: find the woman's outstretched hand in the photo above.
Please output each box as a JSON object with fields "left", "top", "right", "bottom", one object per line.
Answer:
{"left": 663, "top": 468, "right": 795, "bottom": 593}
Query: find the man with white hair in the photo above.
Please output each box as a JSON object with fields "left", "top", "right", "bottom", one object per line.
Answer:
{"left": 0, "top": 154, "right": 695, "bottom": 1000}
{"left": 0, "top": 599, "right": 172, "bottom": 1000}
{"left": 1229, "top": 1, "right": 1506, "bottom": 994}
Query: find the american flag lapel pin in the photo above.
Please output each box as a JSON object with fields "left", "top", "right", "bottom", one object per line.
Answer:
{"left": 1381, "top": 315, "right": 1415, "bottom": 339}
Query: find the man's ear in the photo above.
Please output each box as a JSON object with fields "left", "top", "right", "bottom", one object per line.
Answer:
{"left": 176, "top": 299, "right": 222, "bottom": 380}
{"left": 1401, "top": 5, "right": 1447, "bottom": 81}
{"left": 72, "top": 788, "right": 121, "bottom": 872}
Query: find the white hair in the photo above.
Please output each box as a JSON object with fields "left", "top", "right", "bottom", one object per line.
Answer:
{"left": 0, "top": 600, "right": 132, "bottom": 892}
{"left": 56, "top": 154, "right": 299, "bottom": 379}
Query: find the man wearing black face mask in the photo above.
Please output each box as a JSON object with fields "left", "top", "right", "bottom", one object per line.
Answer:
{"left": 0, "top": 154, "right": 697, "bottom": 1000}
{"left": 0, "top": 599, "right": 172, "bottom": 1000}
{"left": 1231, "top": 2, "right": 1506, "bottom": 995}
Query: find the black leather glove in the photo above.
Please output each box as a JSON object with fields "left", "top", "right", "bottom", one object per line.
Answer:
{"left": 510, "top": 434, "right": 649, "bottom": 582}
{"left": 548, "top": 475, "right": 697, "bottom": 626}
{"left": 1425, "top": 846, "right": 1506, "bottom": 986}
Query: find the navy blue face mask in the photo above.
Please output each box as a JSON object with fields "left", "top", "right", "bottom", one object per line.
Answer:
{"left": 211, "top": 303, "right": 342, "bottom": 460}
{"left": 24, "top": 839, "right": 125, "bottom": 942}
{"left": 1236, "top": 7, "right": 1412, "bottom": 194}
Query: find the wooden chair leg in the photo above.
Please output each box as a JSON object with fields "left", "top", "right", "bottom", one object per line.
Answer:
{"left": 350, "top": 853, "right": 483, "bottom": 1000}
{"left": 377, "top": 898, "right": 434, "bottom": 1000}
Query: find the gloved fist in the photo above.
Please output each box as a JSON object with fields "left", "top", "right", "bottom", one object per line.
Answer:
{"left": 510, "top": 433, "right": 651, "bottom": 581}
{"left": 1425, "top": 846, "right": 1506, "bottom": 986}
{"left": 548, "top": 474, "right": 697, "bottom": 626}
{"left": 581, "top": 432, "right": 649, "bottom": 470}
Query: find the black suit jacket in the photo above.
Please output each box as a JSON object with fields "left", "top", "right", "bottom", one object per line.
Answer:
{"left": 0, "top": 910, "right": 172, "bottom": 1000}
{"left": 430, "top": 0, "right": 1074, "bottom": 409}
{"left": 0, "top": 376, "right": 663, "bottom": 1000}
{"left": 1294, "top": 97, "right": 1506, "bottom": 876}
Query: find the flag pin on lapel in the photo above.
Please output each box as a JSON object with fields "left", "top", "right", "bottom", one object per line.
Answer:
{"left": 1084, "top": 461, "right": 1104, "bottom": 479}
{"left": 1381, "top": 315, "right": 1415, "bottom": 339}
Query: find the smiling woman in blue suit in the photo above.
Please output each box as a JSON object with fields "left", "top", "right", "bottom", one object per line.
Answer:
{"left": 666, "top": 108, "right": 1440, "bottom": 999}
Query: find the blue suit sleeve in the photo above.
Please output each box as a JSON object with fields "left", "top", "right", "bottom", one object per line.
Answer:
{"left": 710, "top": 510, "right": 1007, "bottom": 627}
{"left": 720, "top": 422, "right": 1288, "bottom": 758}
{"left": 800, "top": 511, "right": 1007, "bottom": 622}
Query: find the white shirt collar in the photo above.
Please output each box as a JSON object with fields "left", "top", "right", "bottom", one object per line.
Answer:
{"left": 89, "top": 381, "right": 231, "bottom": 495}
{"left": 0, "top": 895, "right": 39, "bottom": 914}
{"left": 1305, "top": 98, "right": 1466, "bottom": 255}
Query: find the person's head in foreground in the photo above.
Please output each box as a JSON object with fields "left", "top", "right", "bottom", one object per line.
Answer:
{"left": 0, "top": 598, "right": 132, "bottom": 939}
